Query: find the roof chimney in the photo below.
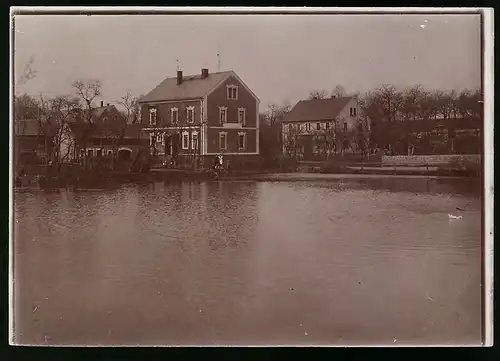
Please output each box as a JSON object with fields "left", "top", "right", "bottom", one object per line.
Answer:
{"left": 201, "top": 68, "right": 209, "bottom": 79}
{"left": 177, "top": 70, "right": 183, "bottom": 85}
{"left": 100, "top": 100, "right": 104, "bottom": 107}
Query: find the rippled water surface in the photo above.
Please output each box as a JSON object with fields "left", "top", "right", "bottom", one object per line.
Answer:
{"left": 13, "top": 177, "right": 482, "bottom": 345}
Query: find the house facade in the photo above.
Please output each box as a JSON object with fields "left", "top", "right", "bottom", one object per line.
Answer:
{"left": 138, "top": 68, "right": 260, "bottom": 169}
{"left": 61, "top": 104, "right": 149, "bottom": 167}
{"left": 282, "top": 96, "right": 369, "bottom": 160}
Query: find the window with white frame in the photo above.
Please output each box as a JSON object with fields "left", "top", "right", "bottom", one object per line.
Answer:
{"left": 219, "top": 132, "right": 227, "bottom": 150}
{"left": 96, "top": 149, "right": 102, "bottom": 157}
{"left": 227, "top": 85, "right": 238, "bottom": 100}
{"left": 107, "top": 150, "right": 113, "bottom": 156}
{"left": 238, "top": 132, "right": 246, "bottom": 151}
{"left": 191, "top": 132, "right": 199, "bottom": 150}
{"left": 87, "top": 149, "right": 93, "bottom": 158}
{"left": 171, "top": 107, "right": 178, "bottom": 124}
{"left": 149, "top": 133, "right": 155, "bottom": 147}
{"left": 182, "top": 131, "right": 189, "bottom": 150}
{"left": 149, "top": 108, "right": 157, "bottom": 125}
{"left": 186, "top": 106, "right": 195, "bottom": 124}
{"left": 219, "top": 107, "right": 227, "bottom": 125}
{"left": 238, "top": 108, "right": 246, "bottom": 125}
{"left": 353, "top": 108, "right": 357, "bottom": 116}
{"left": 156, "top": 132, "right": 164, "bottom": 144}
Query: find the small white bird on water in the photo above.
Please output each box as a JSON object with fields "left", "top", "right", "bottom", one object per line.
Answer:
{"left": 448, "top": 214, "right": 463, "bottom": 220}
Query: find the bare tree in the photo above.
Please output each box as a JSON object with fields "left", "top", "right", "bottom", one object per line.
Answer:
{"left": 377, "top": 84, "right": 404, "bottom": 122}
{"left": 401, "top": 84, "right": 425, "bottom": 121}
{"left": 433, "top": 90, "right": 454, "bottom": 120}
{"left": 282, "top": 122, "right": 300, "bottom": 159}
{"left": 322, "top": 119, "right": 337, "bottom": 159}
{"left": 331, "top": 85, "right": 347, "bottom": 98}
{"left": 36, "top": 94, "right": 81, "bottom": 172}
{"left": 355, "top": 117, "right": 371, "bottom": 156}
{"left": 117, "top": 92, "right": 138, "bottom": 124}
{"left": 265, "top": 101, "right": 291, "bottom": 127}
{"left": 308, "top": 89, "right": 329, "bottom": 100}
{"left": 14, "top": 93, "right": 39, "bottom": 120}
{"left": 72, "top": 79, "right": 102, "bottom": 169}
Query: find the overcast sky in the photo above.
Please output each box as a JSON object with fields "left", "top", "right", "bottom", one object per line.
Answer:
{"left": 14, "top": 13, "right": 481, "bottom": 108}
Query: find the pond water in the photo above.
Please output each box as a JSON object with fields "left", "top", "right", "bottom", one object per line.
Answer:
{"left": 12, "top": 177, "right": 482, "bottom": 345}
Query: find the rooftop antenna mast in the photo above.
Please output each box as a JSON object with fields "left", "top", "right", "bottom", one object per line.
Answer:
{"left": 176, "top": 59, "right": 180, "bottom": 71}
{"left": 217, "top": 47, "right": 221, "bottom": 71}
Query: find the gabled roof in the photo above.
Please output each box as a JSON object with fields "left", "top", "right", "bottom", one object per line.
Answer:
{"left": 285, "top": 96, "right": 354, "bottom": 122}
{"left": 67, "top": 122, "right": 146, "bottom": 139}
{"left": 139, "top": 71, "right": 234, "bottom": 103}
{"left": 91, "top": 105, "right": 119, "bottom": 119}
{"left": 14, "top": 119, "right": 59, "bottom": 137}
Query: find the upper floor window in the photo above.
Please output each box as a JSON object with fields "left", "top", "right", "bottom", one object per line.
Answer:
{"left": 171, "top": 107, "right": 178, "bottom": 124}
{"left": 182, "top": 131, "right": 189, "bottom": 150}
{"left": 350, "top": 107, "right": 357, "bottom": 117}
{"left": 227, "top": 85, "right": 238, "bottom": 100}
{"left": 186, "top": 106, "right": 195, "bottom": 124}
{"left": 325, "top": 122, "right": 330, "bottom": 130}
{"left": 316, "top": 122, "right": 321, "bottom": 131}
{"left": 219, "top": 132, "right": 227, "bottom": 150}
{"left": 219, "top": 106, "right": 228, "bottom": 125}
{"left": 238, "top": 132, "right": 246, "bottom": 151}
{"left": 149, "top": 108, "right": 157, "bottom": 125}
{"left": 238, "top": 108, "right": 246, "bottom": 125}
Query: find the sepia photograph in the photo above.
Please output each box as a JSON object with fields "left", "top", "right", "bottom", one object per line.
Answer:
{"left": 9, "top": 7, "right": 493, "bottom": 347}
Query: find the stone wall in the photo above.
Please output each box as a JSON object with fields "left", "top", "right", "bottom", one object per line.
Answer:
{"left": 381, "top": 154, "right": 481, "bottom": 167}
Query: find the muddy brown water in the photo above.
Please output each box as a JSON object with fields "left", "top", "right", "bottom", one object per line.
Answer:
{"left": 12, "top": 177, "right": 482, "bottom": 345}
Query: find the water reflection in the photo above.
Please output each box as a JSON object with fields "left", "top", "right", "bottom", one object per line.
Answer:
{"left": 13, "top": 178, "right": 481, "bottom": 345}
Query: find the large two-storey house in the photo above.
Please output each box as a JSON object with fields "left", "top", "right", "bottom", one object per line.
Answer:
{"left": 138, "top": 68, "right": 260, "bottom": 169}
{"left": 282, "top": 96, "right": 369, "bottom": 159}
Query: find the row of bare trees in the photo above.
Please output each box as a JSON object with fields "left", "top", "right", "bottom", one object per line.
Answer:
{"left": 14, "top": 78, "right": 141, "bottom": 173}
{"left": 307, "top": 84, "right": 482, "bottom": 123}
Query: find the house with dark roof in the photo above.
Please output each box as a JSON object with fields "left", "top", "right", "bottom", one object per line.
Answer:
{"left": 282, "top": 95, "right": 369, "bottom": 159}
{"left": 138, "top": 68, "right": 260, "bottom": 169}
{"left": 14, "top": 119, "right": 59, "bottom": 167}
{"left": 59, "top": 103, "right": 149, "bottom": 168}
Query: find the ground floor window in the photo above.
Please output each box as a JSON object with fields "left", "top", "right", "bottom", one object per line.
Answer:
{"left": 96, "top": 149, "right": 102, "bottom": 157}
{"left": 182, "top": 132, "right": 189, "bottom": 150}
{"left": 87, "top": 149, "right": 93, "bottom": 158}
{"left": 219, "top": 132, "right": 227, "bottom": 150}
{"left": 191, "top": 132, "right": 199, "bottom": 150}
{"left": 238, "top": 132, "right": 246, "bottom": 151}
